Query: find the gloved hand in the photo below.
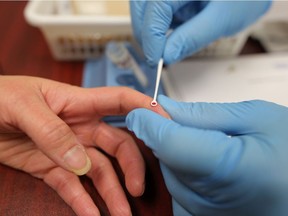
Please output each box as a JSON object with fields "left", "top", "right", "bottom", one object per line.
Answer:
{"left": 126, "top": 95, "right": 288, "bottom": 216}
{"left": 130, "top": 1, "right": 271, "bottom": 65}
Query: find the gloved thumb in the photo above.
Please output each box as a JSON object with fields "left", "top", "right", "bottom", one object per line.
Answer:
{"left": 164, "top": 1, "right": 270, "bottom": 64}
{"left": 16, "top": 100, "right": 91, "bottom": 176}
{"left": 172, "top": 198, "right": 193, "bottom": 216}
{"left": 126, "top": 108, "right": 238, "bottom": 177}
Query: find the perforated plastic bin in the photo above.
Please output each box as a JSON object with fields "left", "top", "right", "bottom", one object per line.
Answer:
{"left": 24, "top": 0, "right": 250, "bottom": 61}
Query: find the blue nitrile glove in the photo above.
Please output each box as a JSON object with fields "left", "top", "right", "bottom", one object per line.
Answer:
{"left": 126, "top": 95, "right": 288, "bottom": 216}
{"left": 130, "top": 1, "right": 272, "bottom": 65}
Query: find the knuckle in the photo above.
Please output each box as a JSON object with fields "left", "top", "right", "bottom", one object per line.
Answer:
{"left": 39, "top": 119, "right": 72, "bottom": 146}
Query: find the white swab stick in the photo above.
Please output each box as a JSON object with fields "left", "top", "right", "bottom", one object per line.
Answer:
{"left": 151, "top": 58, "right": 164, "bottom": 107}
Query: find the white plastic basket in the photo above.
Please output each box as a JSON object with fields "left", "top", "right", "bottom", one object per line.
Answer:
{"left": 192, "top": 30, "right": 249, "bottom": 58}
{"left": 24, "top": 0, "right": 132, "bottom": 60}
{"left": 24, "top": 0, "right": 249, "bottom": 61}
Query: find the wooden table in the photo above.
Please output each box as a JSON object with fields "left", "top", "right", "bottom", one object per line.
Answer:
{"left": 0, "top": 2, "right": 172, "bottom": 216}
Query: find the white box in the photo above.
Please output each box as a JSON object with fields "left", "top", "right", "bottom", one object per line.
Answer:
{"left": 162, "top": 53, "right": 288, "bottom": 107}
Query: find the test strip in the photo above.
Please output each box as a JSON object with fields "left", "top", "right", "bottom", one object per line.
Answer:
{"left": 151, "top": 58, "right": 164, "bottom": 107}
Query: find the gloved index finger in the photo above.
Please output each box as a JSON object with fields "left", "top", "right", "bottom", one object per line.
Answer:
{"left": 129, "top": 0, "right": 146, "bottom": 47}
{"left": 142, "top": 1, "right": 188, "bottom": 65}
{"left": 158, "top": 95, "right": 285, "bottom": 136}
{"left": 126, "top": 108, "right": 241, "bottom": 177}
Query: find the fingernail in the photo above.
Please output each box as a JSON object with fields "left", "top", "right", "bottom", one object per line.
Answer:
{"left": 64, "top": 145, "right": 91, "bottom": 176}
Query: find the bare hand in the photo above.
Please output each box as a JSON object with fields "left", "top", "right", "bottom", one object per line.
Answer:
{"left": 0, "top": 75, "right": 168, "bottom": 216}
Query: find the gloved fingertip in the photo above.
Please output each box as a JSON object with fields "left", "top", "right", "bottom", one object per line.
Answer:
{"left": 145, "top": 56, "right": 160, "bottom": 67}
{"left": 164, "top": 43, "right": 184, "bottom": 64}
{"left": 63, "top": 145, "right": 91, "bottom": 176}
{"left": 158, "top": 94, "right": 172, "bottom": 102}
{"left": 158, "top": 95, "right": 179, "bottom": 110}
{"left": 126, "top": 110, "right": 137, "bottom": 131}
{"left": 163, "top": 54, "right": 178, "bottom": 66}
{"left": 143, "top": 42, "right": 165, "bottom": 66}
